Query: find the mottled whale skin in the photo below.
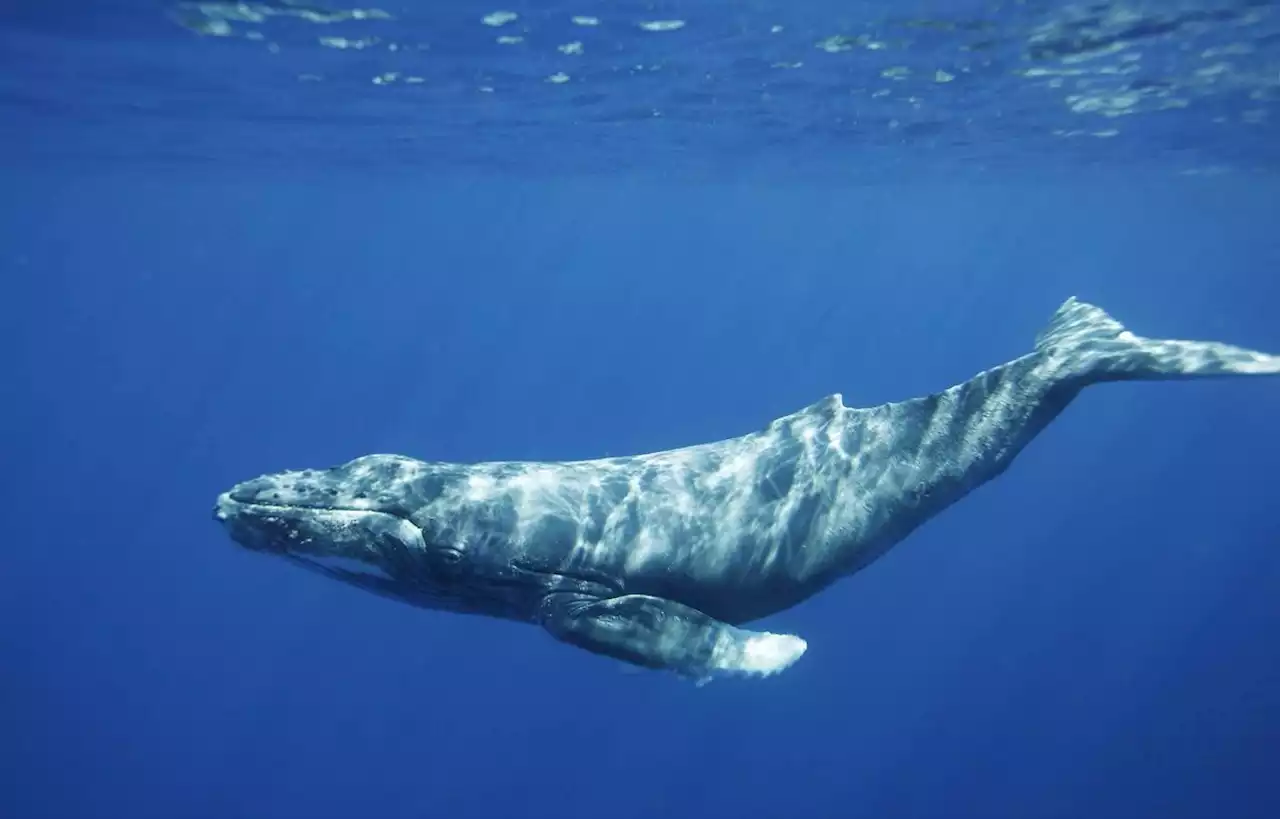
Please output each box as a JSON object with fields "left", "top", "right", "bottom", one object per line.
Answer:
{"left": 215, "top": 299, "right": 1280, "bottom": 681}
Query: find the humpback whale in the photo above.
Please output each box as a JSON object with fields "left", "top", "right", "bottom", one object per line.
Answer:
{"left": 214, "top": 298, "right": 1279, "bottom": 681}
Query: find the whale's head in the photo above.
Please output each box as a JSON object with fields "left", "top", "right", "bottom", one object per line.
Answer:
{"left": 213, "top": 455, "right": 475, "bottom": 607}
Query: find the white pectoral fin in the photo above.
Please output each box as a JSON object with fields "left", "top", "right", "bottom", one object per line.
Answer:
{"left": 706, "top": 628, "right": 808, "bottom": 680}
{"left": 539, "top": 592, "right": 807, "bottom": 683}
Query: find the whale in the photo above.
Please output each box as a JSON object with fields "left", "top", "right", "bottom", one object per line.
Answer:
{"left": 214, "top": 298, "right": 1280, "bottom": 682}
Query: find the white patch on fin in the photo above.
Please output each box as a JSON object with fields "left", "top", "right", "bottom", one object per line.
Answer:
{"left": 700, "top": 630, "right": 807, "bottom": 685}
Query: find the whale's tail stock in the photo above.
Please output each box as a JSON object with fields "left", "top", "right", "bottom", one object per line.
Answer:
{"left": 1034, "top": 297, "right": 1280, "bottom": 385}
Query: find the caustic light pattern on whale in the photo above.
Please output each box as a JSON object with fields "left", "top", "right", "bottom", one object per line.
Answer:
{"left": 214, "top": 298, "right": 1280, "bottom": 682}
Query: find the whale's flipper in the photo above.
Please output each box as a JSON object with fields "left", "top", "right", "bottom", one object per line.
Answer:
{"left": 1036, "top": 297, "right": 1280, "bottom": 384}
{"left": 538, "top": 593, "right": 806, "bottom": 682}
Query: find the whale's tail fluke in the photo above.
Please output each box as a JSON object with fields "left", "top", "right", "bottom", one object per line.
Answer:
{"left": 1034, "top": 297, "right": 1280, "bottom": 384}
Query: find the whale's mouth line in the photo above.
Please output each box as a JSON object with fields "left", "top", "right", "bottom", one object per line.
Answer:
{"left": 213, "top": 493, "right": 428, "bottom": 568}
{"left": 229, "top": 499, "right": 387, "bottom": 515}
{"left": 215, "top": 493, "right": 414, "bottom": 524}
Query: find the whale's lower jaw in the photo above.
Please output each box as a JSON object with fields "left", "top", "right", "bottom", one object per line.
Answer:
{"left": 213, "top": 492, "right": 425, "bottom": 578}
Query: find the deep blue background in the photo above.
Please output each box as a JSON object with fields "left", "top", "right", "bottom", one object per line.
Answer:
{"left": 3, "top": 3, "right": 1280, "bottom": 815}
{"left": 4, "top": 165, "right": 1279, "bottom": 818}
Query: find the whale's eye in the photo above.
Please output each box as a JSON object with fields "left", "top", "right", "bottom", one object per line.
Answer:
{"left": 438, "top": 548, "right": 464, "bottom": 565}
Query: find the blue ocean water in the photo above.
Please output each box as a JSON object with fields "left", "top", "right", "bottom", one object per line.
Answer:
{"left": 3, "top": 2, "right": 1279, "bottom": 818}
